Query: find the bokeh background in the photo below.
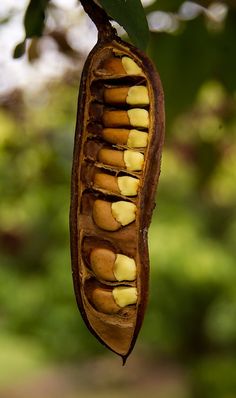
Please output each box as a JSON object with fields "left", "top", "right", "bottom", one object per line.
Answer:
{"left": 0, "top": 1, "right": 236, "bottom": 397}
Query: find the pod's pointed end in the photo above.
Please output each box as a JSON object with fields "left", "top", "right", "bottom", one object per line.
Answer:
{"left": 121, "top": 354, "right": 128, "bottom": 366}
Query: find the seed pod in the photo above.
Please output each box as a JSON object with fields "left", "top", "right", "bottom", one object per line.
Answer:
{"left": 70, "top": 0, "right": 165, "bottom": 363}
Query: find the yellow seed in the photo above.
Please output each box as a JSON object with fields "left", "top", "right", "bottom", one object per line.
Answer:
{"left": 104, "top": 86, "right": 149, "bottom": 106}
{"left": 111, "top": 201, "right": 136, "bottom": 226}
{"left": 104, "top": 87, "right": 129, "bottom": 105}
{"left": 93, "top": 200, "right": 121, "bottom": 231}
{"left": 90, "top": 248, "right": 136, "bottom": 282}
{"left": 126, "top": 86, "right": 149, "bottom": 106}
{"left": 113, "top": 254, "right": 136, "bottom": 281}
{"left": 101, "top": 58, "right": 127, "bottom": 75}
{"left": 90, "top": 248, "right": 116, "bottom": 281}
{"left": 91, "top": 287, "right": 120, "bottom": 314}
{"left": 102, "top": 128, "right": 130, "bottom": 145}
{"left": 127, "top": 129, "right": 148, "bottom": 148}
{"left": 103, "top": 110, "right": 130, "bottom": 127}
{"left": 112, "top": 287, "right": 138, "bottom": 308}
{"left": 94, "top": 173, "right": 120, "bottom": 194}
{"left": 98, "top": 148, "right": 125, "bottom": 168}
{"left": 117, "top": 176, "right": 139, "bottom": 196}
{"left": 123, "top": 150, "right": 144, "bottom": 171}
{"left": 127, "top": 109, "right": 149, "bottom": 128}
{"left": 122, "top": 57, "right": 143, "bottom": 75}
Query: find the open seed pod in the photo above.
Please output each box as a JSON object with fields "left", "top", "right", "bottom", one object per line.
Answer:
{"left": 70, "top": 0, "right": 165, "bottom": 363}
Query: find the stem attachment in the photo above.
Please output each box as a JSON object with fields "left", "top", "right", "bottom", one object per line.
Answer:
{"left": 80, "top": 0, "right": 117, "bottom": 41}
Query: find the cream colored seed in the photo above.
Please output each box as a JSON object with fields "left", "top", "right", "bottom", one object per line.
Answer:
{"left": 93, "top": 200, "right": 120, "bottom": 231}
{"left": 91, "top": 286, "right": 137, "bottom": 314}
{"left": 98, "top": 148, "right": 125, "bottom": 168}
{"left": 90, "top": 248, "right": 136, "bottom": 282}
{"left": 104, "top": 86, "right": 149, "bottom": 106}
{"left": 102, "top": 110, "right": 130, "bottom": 128}
{"left": 103, "top": 109, "right": 149, "bottom": 128}
{"left": 111, "top": 201, "right": 136, "bottom": 226}
{"left": 101, "top": 128, "right": 148, "bottom": 148}
{"left": 90, "top": 248, "right": 116, "bottom": 281}
{"left": 126, "top": 86, "right": 149, "bottom": 106}
{"left": 127, "top": 109, "right": 149, "bottom": 128}
{"left": 122, "top": 57, "right": 143, "bottom": 75}
{"left": 104, "top": 87, "right": 129, "bottom": 105}
{"left": 114, "top": 254, "right": 136, "bottom": 281}
{"left": 91, "top": 287, "right": 120, "bottom": 314}
{"left": 117, "top": 176, "right": 139, "bottom": 196}
{"left": 112, "top": 287, "right": 138, "bottom": 308}
{"left": 102, "top": 58, "right": 127, "bottom": 75}
{"left": 123, "top": 150, "right": 144, "bottom": 171}
{"left": 94, "top": 173, "right": 120, "bottom": 194}
{"left": 102, "top": 128, "right": 130, "bottom": 145}
{"left": 127, "top": 129, "right": 148, "bottom": 148}
{"left": 95, "top": 173, "right": 139, "bottom": 196}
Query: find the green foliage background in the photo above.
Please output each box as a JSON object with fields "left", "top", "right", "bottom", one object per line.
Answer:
{"left": 0, "top": 1, "right": 236, "bottom": 397}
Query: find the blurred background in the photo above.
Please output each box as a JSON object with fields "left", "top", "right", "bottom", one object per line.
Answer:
{"left": 0, "top": 0, "right": 236, "bottom": 397}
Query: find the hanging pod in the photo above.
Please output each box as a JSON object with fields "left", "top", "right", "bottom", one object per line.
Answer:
{"left": 70, "top": 0, "right": 165, "bottom": 363}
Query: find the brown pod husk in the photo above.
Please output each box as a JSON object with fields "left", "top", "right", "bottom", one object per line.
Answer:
{"left": 70, "top": 5, "right": 165, "bottom": 364}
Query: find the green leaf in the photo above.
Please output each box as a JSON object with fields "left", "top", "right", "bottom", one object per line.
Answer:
{"left": 13, "top": 40, "right": 26, "bottom": 59}
{"left": 100, "top": 0, "right": 149, "bottom": 51}
{"left": 13, "top": 0, "right": 49, "bottom": 59}
{"left": 24, "top": 0, "right": 49, "bottom": 38}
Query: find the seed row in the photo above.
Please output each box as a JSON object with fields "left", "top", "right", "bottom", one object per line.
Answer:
{"left": 81, "top": 55, "right": 150, "bottom": 315}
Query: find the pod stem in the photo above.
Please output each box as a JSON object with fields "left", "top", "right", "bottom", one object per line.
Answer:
{"left": 80, "top": 0, "right": 117, "bottom": 41}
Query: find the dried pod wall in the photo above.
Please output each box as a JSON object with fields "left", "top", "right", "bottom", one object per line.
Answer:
{"left": 70, "top": 1, "right": 165, "bottom": 363}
